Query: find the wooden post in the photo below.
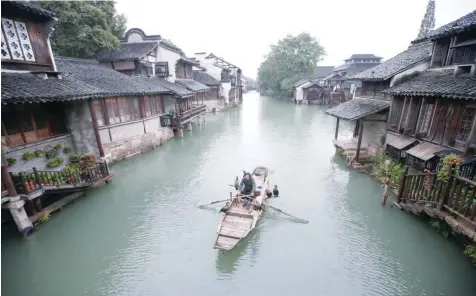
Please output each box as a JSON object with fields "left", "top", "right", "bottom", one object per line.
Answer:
{"left": 438, "top": 164, "right": 455, "bottom": 210}
{"left": 88, "top": 99, "right": 105, "bottom": 157}
{"left": 34, "top": 197, "right": 43, "bottom": 212}
{"left": 355, "top": 119, "right": 364, "bottom": 162}
{"left": 397, "top": 166, "right": 409, "bottom": 203}
{"left": 1, "top": 165, "right": 17, "bottom": 196}
{"left": 335, "top": 118, "right": 340, "bottom": 140}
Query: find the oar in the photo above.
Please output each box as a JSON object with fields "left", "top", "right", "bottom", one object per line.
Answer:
{"left": 263, "top": 203, "right": 309, "bottom": 224}
{"left": 197, "top": 199, "right": 229, "bottom": 209}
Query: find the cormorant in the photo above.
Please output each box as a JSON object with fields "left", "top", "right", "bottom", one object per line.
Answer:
{"left": 273, "top": 185, "right": 279, "bottom": 197}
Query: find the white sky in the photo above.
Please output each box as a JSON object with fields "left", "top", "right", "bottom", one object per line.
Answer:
{"left": 116, "top": 0, "right": 476, "bottom": 79}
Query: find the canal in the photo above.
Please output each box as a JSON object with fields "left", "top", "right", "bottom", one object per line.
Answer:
{"left": 2, "top": 92, "right": 476, "bottom": 296}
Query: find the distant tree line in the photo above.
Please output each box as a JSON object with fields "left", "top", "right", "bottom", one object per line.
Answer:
{"left": 257, "top": 33, "right": 325, "bottom": 97}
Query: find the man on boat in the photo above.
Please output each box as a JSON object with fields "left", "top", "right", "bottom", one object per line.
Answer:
{"left": 238, "top": 173, "right": 256, "bottom": 210}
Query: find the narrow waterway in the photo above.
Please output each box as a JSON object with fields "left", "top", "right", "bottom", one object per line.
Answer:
{"left": 2, "top": 92, "right": 476, "bottom": 296}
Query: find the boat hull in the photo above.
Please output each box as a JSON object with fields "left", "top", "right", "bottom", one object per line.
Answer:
{"left": 214, "top": 166, "right": 270, "bottom": 251}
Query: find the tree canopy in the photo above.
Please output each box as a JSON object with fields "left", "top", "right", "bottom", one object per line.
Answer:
{"left": 257, "top": 33, "right": 325, "bottom": 97}
{"left": 33, "top": 1, "right": 127, "bottom": 58}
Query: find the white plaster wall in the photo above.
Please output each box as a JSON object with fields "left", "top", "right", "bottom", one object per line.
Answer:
{"left": 127, "top": 33, "right": 144, "bottom": 42}
{"left": 99, "top": 129, "right": 111, "bottom": 144}
{"left": 390, "top": 61, "right": 430, "bottom": 87}
{"left": 158, "top": 45, "right": 181, "bottom": 82}
{"left": 109, "top": 122, "right": 144, "bottom": 142}
{"left": 295, "top": 82, "right": 311, "bottom": 101}
{"left": 222, "top": 82, "right": 231, "bottom": 104}
{"left": 144, "top": 117, "right": 161, "bottom": 134}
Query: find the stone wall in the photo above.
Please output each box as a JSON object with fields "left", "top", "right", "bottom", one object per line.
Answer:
{"left": 5, "top": 134, "right": 74, "bottom": 173}
{"left": 351, "top": 112, "right": 388, "bottom": 157}
{"left": 65, "top": 100, "right": 100, "bottom": 157}
{"left": 99, "top": 116, "right": 174, "bottom": 162}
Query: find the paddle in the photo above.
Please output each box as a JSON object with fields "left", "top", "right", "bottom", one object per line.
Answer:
{"left": 263, "top": 203, "right": 309, "bottom": 224}
{"left": 197, "top": 199, "right": 230, "bottom": 209}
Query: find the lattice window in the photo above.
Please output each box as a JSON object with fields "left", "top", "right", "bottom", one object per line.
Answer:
{"left": 1, "top": 18, "right": 35, "bottom": 62}
{"left": 15, "top": 21, "right": 35, "bottom": 61}
{"left": 1, "top": 29, "right": 11, "bottom": 59}
{"left": 455, "top": 108, "right": 476, "bottom": 143}
{"left": 416, "top": 104, "right": 434, "bottom": 133}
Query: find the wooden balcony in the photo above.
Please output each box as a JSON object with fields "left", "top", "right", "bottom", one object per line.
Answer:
{"left": 178, "top": 104, "right": 206, "bottom": 125}
{"left": 397, "top": 170, "right": 476, "bottom": 240}
{"left": 10, "top": 161, "right": 112, "bottom": 197}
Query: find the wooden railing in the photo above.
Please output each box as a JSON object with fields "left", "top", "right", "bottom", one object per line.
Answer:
{"left": 10, "top": 162, "right": 109, "bottom": 195}
{"left": 178, "top": 105, "right": 206, "bottom": 124}
{"left": 398, "top": 170, "right": 476, "bottom": 222}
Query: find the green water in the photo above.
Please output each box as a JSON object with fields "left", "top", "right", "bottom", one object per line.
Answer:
{"left": 2, "top": 93, "right": 476, "bottom": 296}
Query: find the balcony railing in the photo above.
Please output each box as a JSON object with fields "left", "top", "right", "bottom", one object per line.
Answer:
{"left": 178, "top": 105, "right": 207, "bottom": 124}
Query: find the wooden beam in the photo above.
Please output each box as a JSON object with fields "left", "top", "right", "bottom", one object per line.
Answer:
{"left": 464, "top": 110, "right": 476, "bottom": 154}
{"left": 416, "top": 97, "right": 426, "bottom": 133}
{"left": 385, "top": 97, "right": 395, "bottom": 131}
{"left": 335, "top": 118, "right": 340, "bottom": 140}
{"left": 398, "top": 96, "right": 408, "bottom": 132}
{"left": 428, "top": 98, "right": 439, "bottom": 137}
{"left": 88, "top": 99, "right": 105, "bottom": 158}
{"left": 356, "top": 120, "right": 364, "bottom": 162}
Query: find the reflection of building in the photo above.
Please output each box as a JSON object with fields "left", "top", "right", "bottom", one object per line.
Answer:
{"left": 382, "top": 10, "right": 476, "bottom": 178}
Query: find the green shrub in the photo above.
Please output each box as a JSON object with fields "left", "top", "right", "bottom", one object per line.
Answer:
{"left": 34, "top": 149, "right": 44, "bottom": 157}
{"left": 22, "top": 152, "right": 34, "bottom": 161}
{"left": 47, "top": 158, "right": 64, "bottom": 168}
{"left": 54, "top": 144, "right": 62, "bottom": 151}
{"left": 463, "top": 244, "right": 476, "bottom": 263}
{"left": 7, "top": 157, "right": 16, "bottom": 166}
{"left": 437, "top": 154, "right": 462, "bottom": 181}
{"left": 63, "top": 146, "right": 72, "bottom": 154}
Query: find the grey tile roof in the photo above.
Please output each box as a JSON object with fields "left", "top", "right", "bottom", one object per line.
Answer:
{"left": 160, "top": 41, "right": 185, "bottom": 56}
{"left": 56, "top": 57, "right": 169, "bottom": 96}
{"left": 1, "top": 72, "right": 102, "bottom": 104}
{"left": 352, "top": 42, "right": 432, "bottom": 81}
{"left": 382, "top": 69, "right": 476, "bottom": 99}
{"left": 293, "top": 78, "right": 311, "bottom": 87}
{"left": 345, "top": 54, "right": 382, "bottom": 60}
{"left": 155, "top": 78, "right": 194, "bottom": 97}
{"left": 95, "top": 42, "right": 158, "bottom": 62}
{"left": 176, "top": 79, "right": 210, "bottom": 92}
{"left": 179, "top": 57, "right": 199, "bottom": 66}
{"left": 325, "top": 98, "right": 390, "bottom": 120}
{"left": 193, "top": 71, "right": 220, "bottom": 86}
{"left": 332, "top": 63, "right": 381, "bottom": 77}
{"left": 2, "top": 1, "right": 56, "bottom": 20}
{"left": 413, "top": 10, "right": 476, "bottom": 43}
{"left": 315, "top": 66, "right": 335, "bottom": 78}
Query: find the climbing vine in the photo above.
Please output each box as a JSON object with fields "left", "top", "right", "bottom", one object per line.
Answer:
{"left": 437, "top": 154, "right": 462, "bottom": 181}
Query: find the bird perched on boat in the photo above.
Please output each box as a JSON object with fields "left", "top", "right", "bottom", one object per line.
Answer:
{"left": 273, "top": 185, "right": 279, "bottom": 197}
{"left": 234, "top": 176, "right": 239, "bottom": 190}
{"left": 265, "top": 189, "right": 273, "bottom": 198}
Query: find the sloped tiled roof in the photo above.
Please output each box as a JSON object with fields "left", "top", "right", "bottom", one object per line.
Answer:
{"left": 193, "top": 71, "right": 220, "bottom": 86}
{"left": 413, "top": 10, "right": 476, "bottom": 43}
{"left": 325, "top": 98, "right": 390, "bottom": 120}
{"left": 176, "top": 79, "right": 210, "bottom": 92}
{"left": 95, "top": 42, "right": 158, "bottom": 62}
{"left": 293, "top": 78, "right": 311, "bottom": 87}
{"left": 345, "top": 54, "right": 382, "bottom": 60}
{"left": 56, "top": 57, "right": 168, "bottom": 96}
{"left": 155, "top": 79, "right": 194, "bottom": 97}
{"left": 382, "top": 69, "right": 476, "bottom": 100}
{"left": 352, "top": 42, "right": 432, "bottom": 81}
{"left": 332, "top": 62, "right": 381, "bottom": 77}
{"left": 1, "top": 72, "right": 103, "bottom": 104}
{"left": 315, "top": 66, "right": 335, "bottom": 78}
{"left": 160, "top": 40, "right": 185, "bottom": 56}
{"left": 2, "top": 1, "right": 56, "bottom": 20}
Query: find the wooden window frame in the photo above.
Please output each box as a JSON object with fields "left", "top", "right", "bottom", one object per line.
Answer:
{"left": 455, "top": 106, "right": 476, "bottom": 145}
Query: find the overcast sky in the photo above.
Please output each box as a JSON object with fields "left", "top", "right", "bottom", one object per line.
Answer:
{"left": 116, "top": 0, "right": 475, "bottom": 79}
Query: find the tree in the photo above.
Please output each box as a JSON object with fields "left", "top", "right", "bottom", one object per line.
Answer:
{"left": 33, "top": 1, "right": 127, "bottom": 58}
{"left": 257, "top": 33, "right": 325, "bottom": 97}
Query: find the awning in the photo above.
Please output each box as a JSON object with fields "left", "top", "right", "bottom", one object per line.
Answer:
{"left": 406, "top": 141, "right": 446, "bottom": 161}
{"left": 325, "top": 97, "right": 390, "bottom": 120}
{"left": 386, "top": 132, "right": 419, "bottom": 150}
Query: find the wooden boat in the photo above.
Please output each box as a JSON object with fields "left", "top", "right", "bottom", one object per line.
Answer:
{"left": 214, "top": 166, "right": 270, "bottom": 251}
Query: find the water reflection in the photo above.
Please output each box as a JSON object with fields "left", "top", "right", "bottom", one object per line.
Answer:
{"left": 215, "top": 220, "right": 263, "bottom": 277}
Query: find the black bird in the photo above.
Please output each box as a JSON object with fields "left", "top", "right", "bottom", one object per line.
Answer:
{"left": 266, "top": 189, "right": 273, "bottom": 198}
{"left": 273, "top": 185, "right": 279, "bottom": 197}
